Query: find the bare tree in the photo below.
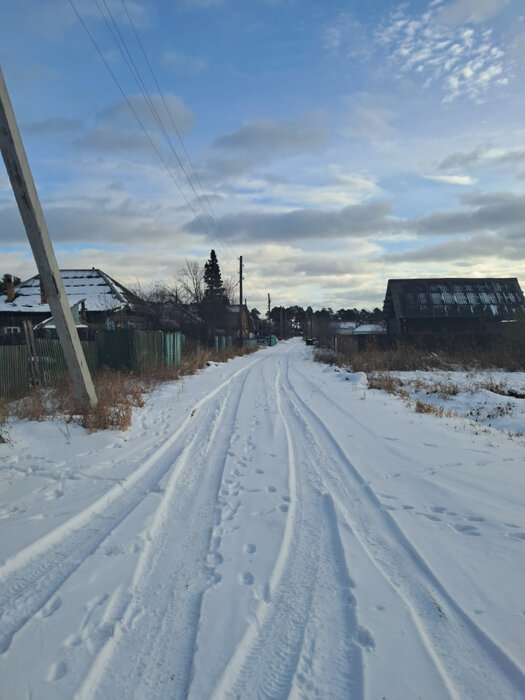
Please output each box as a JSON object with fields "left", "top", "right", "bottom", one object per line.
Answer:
{"left": 223, "top": 274, "right": 238, "bottom": 305}
{"left": 176, "top": 260, "right": 204, "bottom": 305}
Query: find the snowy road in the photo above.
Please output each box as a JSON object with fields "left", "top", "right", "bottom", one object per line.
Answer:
{"left": 1, "top": 339, "right": 524, "bottom": 699}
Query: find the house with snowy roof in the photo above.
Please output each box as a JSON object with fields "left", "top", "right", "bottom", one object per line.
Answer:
{"left": 0, "top": 269, "right": 154, "bottom": 337}
{"left": 383, "top": 278, "right": 525, "bottom": 335}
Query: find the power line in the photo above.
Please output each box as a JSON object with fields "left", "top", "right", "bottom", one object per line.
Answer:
{"left": 117, "top": 0, "right": 260, "bottom": 301}
{"left": 69, "top": 0, "right": 259, "bottom": 300}
{"left": 119, "top": 0, "right": 241, "bottom": 265}
{"left": 68, "top": 0, "right": 232, "bottom": 264}
{"left": 97, "top": 0, "right": 234, "bottom": 265}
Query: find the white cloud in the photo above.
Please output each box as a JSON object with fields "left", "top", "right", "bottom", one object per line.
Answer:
{"left": 231, "top": 169, "right": 381, "bottom": 209}
{"left": 438, "top": 145, "right": 525, "bottom": 170}
{"left": 424, "top": 174, "right": 476, "bottom": 185}
{"left": 376, "top": 4, "right": 512, "bottom": 102}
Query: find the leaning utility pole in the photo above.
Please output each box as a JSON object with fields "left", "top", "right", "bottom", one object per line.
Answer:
{"left": 0, "top": 67, "right": 97, "bottom": 407}
{"left": 239, "top": 256, "right": 243, "bottom": 343}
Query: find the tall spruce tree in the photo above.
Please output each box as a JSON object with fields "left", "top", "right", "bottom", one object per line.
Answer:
{"left": 201, "top": 250, "right": 228, "bottom": 334}
{"left": 203, "top": 250, "right": 227, "bottom": 302}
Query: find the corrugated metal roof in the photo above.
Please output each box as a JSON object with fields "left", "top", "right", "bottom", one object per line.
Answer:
{"left": 0, "top": 269, "right": 142, "bottom": 314}
{"left": 383, "top": 278, "right": 525, "bottom": 320}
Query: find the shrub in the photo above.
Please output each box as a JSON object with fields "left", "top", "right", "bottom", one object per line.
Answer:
{"left": 415, "top": 400, "right": 444, "bottom": 416}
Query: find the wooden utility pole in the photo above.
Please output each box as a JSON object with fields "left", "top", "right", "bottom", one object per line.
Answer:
{"left": 239, "top": 256, "right": 243, "bottom": 343}
{"left": 0, "top": 67, "right": 97, "bottom": 407}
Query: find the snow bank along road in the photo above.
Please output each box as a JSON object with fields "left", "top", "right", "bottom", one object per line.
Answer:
{"left": 1, "top": 339, "right": 524, "bottom": 699}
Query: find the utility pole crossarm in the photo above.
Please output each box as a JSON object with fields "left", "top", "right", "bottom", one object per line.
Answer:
{"left": 0, "top": 67, "right": 97, "bottom": 407}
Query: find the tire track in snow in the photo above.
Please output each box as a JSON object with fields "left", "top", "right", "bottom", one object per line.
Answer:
{"left": 212, "top": 358, "right": 363, "bottom": 700}
{"left": 77, "top": 356, "right": 276, "bottom": 700}
{"left": 286, "top": 356, "right": 525, "bottom": 700}
{"left": 0, "top": 357, "right": 259, "bottom": 655}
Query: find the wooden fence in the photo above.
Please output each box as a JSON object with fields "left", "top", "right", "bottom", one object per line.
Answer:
{"left": 0, "top": 330, "right": 183, "bottom": 400}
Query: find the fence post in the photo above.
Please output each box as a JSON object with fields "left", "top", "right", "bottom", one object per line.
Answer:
{"left": 22, "top": 320, "right": 41, "bottom": 387}
{"left": 214, "top": 336, "right": 219, "bottom": 354}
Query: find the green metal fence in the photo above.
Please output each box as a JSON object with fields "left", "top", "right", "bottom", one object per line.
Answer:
{"left": 165, "top": 332, "right": 182, "bottom": 367}
{"left": 0, "top": 330, "right": 184, "bottom": 400}
{"left": 96, "top": 329, "right": 175, "bottom": 372}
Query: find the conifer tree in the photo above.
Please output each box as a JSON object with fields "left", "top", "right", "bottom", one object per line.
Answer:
{"left": 201, "top": 250, "right": 228, "bottom": 334}
{"left": 203, "top": 250, "right": 227, "bottom": 303}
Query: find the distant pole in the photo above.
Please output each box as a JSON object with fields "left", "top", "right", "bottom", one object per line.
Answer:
{"left": 0, "top": 67, "right": 97, "bottom": 407}
{"left": 239, "top": 256, "right": 243, "bottom": 343}
{"left": 280, "top": 308, "right": 283, "bottom": 340}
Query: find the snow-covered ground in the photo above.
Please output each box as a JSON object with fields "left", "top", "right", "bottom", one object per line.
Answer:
{"left": 1, "top": 338, "right": 524, "bottom": 699}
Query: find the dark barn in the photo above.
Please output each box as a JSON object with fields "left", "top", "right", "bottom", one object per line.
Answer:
{"left": 383, "top": 278, "right": 525, "bottom": 335}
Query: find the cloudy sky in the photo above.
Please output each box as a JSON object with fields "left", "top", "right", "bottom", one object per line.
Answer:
{"left": 1, "top": 0, "right": 524, "bottom": 311}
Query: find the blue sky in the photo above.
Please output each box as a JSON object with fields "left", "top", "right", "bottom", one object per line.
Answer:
{"left": 1, "top": 0, "right": 525, "bottom": 311}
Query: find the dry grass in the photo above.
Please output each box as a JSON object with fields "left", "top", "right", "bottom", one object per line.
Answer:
{"left": 317, "top": 329, "right": 525, "bottom": 373}
{"left": 76, "top": 370, "right": 147, "bottom": 433}
{"left": 0, "top": 398, "right": 9, "bottom": 444}
{"left": 415, "top": 400, "right": 444, "bottom": 416}
{"left": 0, "top": 341, "right": 259, "bottom": 436}
{"left": 313, "top": 349, "right": 337, "bottom": 365}
{"left": 11, "top": 388, "right": 48, "bottom": 422}
{"left": 408, "top": 379, "right": 461, "bottom": 399}
{"left": 367, "top": 372, "right": 404, "bottom": 394}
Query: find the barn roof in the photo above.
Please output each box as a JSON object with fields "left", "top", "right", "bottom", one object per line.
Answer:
{"left": 0, "top": 269, "right": 147, "bottom": 314}
{"left": 383, "top": 278, "right": 525, "bottom": 320}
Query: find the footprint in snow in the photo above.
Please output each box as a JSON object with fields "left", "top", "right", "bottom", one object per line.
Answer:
{"left": 241, "top": 572, "right": 255, "bottom": 585}
{"left": 421, "top": 513, "right": 441, "bottom": 522}
{"left": 41, "top": 596, "right": 62, "bottom": 617}
{"left": 356, "top": 626, "right": 375, "bottom": 650}
{"left": 267, "top": 486, "right": 277, "bottom": 493}
{"left": 430, "top": 506, "right": 446, "bottom": 513}
{"left": 453, "top": 524, "right": 480, "bottom": 536}
{"left": 47, "top": 660, "right": 68, "bottom": 682}
{"left": 243, "top": 543, "right": 256, "bottom": 554}
{"left": 206, "top": 551, "right": 223, "bottom": 567}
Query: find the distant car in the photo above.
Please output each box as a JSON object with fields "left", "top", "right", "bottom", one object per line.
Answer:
{"left": 305, "top": 337, "right": 318, "bottom": 346}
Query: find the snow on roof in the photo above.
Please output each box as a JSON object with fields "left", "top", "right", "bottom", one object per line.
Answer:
{"left": 330, "top": 321, "right": 357, "bottom": 329}
{"left": 353, "top": 324, "right": 386, "bottom": 334}
{"left": 0, "top": 269, "right": 133, "bottom": 314}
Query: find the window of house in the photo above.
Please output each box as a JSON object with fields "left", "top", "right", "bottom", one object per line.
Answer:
{"left": 5, "top": 326, "right": 21, "bottom": 334}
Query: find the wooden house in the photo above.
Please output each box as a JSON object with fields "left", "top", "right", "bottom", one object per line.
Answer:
{"left": 383, "top": 278, "right": 525, "bottom": 334}
{"left": 0, "top": 269, "right": 154, "bottom": 337}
